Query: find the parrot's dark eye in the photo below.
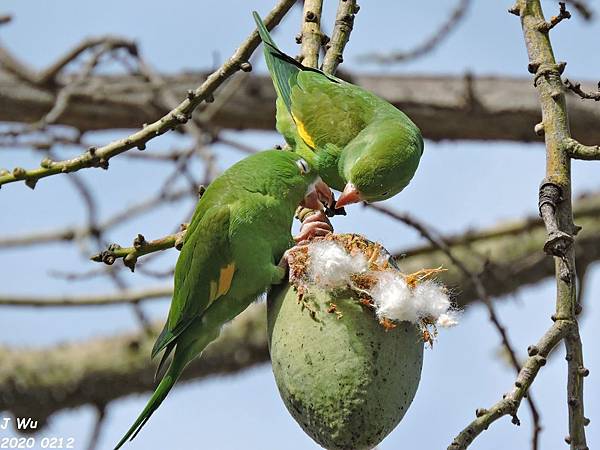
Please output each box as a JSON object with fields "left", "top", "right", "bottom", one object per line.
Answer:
{"left": 381, "top": 191, "right": 389, "bottom": 197}
{"left": 296, "top": 158, "right": 310, "bottom": 174}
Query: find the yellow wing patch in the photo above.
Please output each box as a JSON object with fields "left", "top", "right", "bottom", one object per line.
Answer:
{"left": 208, "top": 263, "right": 236, "bottom": 304}
{"left": 217, "top": 263, "right": 235, "bottom": 297}
{"left": 292, "top": 113, "right": 316, "bottom": 149}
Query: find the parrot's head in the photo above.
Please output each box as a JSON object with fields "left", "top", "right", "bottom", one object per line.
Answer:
{"left": 336, "top": 130, "right": 424, "bottom": 208}
{"left": 266, "top": 151, "right": 333, "bottom": 211}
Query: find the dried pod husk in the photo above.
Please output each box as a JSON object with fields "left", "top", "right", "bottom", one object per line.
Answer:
{"left": 267, "top": 282, "right": 423, "bottom": 450}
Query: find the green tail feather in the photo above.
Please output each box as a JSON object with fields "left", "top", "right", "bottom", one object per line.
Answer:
{"left": 252, "top": 11, "right": 302, "bottom": 113}
{"left": 151, "top": 322, "right": 171, "bottom": 359}
{"left": 114, "top": 355, "right": 185, "bottom": 449}
{"left": 154, "top": 342, "right": 175, "bottom": 382}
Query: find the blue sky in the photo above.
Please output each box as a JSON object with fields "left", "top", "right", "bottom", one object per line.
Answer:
{"left": 1, "top": 1, "right": 599, "bottom": 449}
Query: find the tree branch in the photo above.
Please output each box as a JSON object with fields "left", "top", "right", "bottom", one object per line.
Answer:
{"left": 321, "top": 0, "right": 358, "bottom": 74}
{"left": 0, "top": 0, "right": 297, "bottom": 189}
{"left": 0, "top": 188, "right": 191, "bottom": 249}
{"left": 565, "top": 137, "right": 600, "bottom": 160}
{"left": 363, "top": 0, "right": 471, "bottom": 64}
{"left": 448, "top": 321, "right": 569, "bottom": 449}
{"left": 3, "top": 71, "right": 600, "bottom": 143}
{"left": 81, "top": 190, "right": 600, "bottom": 300}
{"left": 85, "top": 403, "right": 107, "bottom": 450}
{"left": 519, "top": 2, "right": 587, "bottom": 447}
{"left": 299, "top": 0, "right": 324, "bottom": 68}
{"left": 564, "top": 78, "right": 600, "bottom": 101}
{"left": 0, "top": 286, "right": 171, "bottom": 307}
{"left": 0, "top": 304, "right": 269, "bottom": 426}
{"left": 450, "top": 1, "right": 590, "bottom": 447}
{"left": 564, "top": 0, "right": 593, "bottom": 20}
{"left": 90, "top": 229, "right": 186, "bottom": 272}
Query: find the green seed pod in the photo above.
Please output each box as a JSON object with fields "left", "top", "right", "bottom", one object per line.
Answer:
{"left": 267, "top": 282, "right": 424, "bottom": 450}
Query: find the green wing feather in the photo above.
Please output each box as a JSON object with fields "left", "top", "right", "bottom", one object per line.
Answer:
{"left": 291, "top": 72, "right": 371, "bottom": 148}
{"left": 151, "top": 204, "right": 233, "bottom": 358}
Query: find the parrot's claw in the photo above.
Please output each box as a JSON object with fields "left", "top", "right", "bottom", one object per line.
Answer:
{"left": 294, "top": 210, "right": 333, "bottom": 245}
{"left": 300, "top": 179, "right": 334, "bottom": 211}
{"left": 276, "top": 247, "right": 302, "bottom": 283}
{"left": 315, "top": 179, "right": 334, "bottom": 209}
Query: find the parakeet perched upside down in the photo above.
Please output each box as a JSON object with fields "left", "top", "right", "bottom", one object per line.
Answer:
{"left": 115, "top": 150, "right": 332, "bottom": 449}
{"left": 253, "top": 12, "right": 424, "bottom": 208}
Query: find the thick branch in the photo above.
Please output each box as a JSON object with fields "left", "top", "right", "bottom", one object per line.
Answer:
{"left": 321, "top": 0, "right": 357, "bottom": 74}
{"left": 451, "top": 2, "right": 591, "bottom": 448}
{"left": 519, "top": 1, "right": 587, "bottom": 447}
{"left": 0, "top": 304, "right": 268, "bottom": 425}
{"left": 2, "top": 72, "right": 600, "bottom": 143}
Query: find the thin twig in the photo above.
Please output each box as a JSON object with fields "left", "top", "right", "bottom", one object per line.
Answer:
{"left": 90, "top": 229, "right": 187, "bottom": 272}
{"left": 0, "top": 286, "right": 172, "bottom": 307}
{"left": 362, "top": 0, "right": 471, "bottom": 64}
{"left": 564, "top": 0, "right": 593, "bottom": 20}
{"left": 86, "top": 403, "right": 107, "bottom": 450}
{"left": 448, "top": 322, "right": 569, "bottom": 449}
{"left": 0, "top": 188, "right": 192, "bottom": 248}
{"left": 564, "top": 79, "right": 600, "bottom": 101}
{"left": 537, "top": 2, "right": 571, "bottom": 32}
{"left": 565, "top": 137, "right": 600, "bottom": 160}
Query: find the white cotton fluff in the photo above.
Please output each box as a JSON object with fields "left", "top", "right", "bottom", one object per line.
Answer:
{"left": 412, "top": 280, "right": 451, "bottom": 321}
{"left": 436, "top": 311, "right": 460, "bottom": 328}
{"left": 308, "top": 241, "right": 368, "bottom": 288}
{"left": 371, "top": 271, "right": 419, "bottom": 323}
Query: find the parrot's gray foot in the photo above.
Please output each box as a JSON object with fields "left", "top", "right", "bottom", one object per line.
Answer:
{"left": 271, "top": 263, "right": 287, "bottom": 285}
{"left": 294, "top": 211, "right": 333, "bottom": 245}
{"left": 275, "top": 248, "right": 300, "bottom": 284}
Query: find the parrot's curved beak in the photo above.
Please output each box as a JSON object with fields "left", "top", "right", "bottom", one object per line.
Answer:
{"left": 335, "top": 182, "right": 362, "bottom": 209}
{"left": 301, "top": 179, "right": 334, "bottom": 211}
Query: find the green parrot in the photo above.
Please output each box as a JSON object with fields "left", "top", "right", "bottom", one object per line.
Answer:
{"left": 114, "top": 150, "right": 332, "bottom": 449}
{"left": 253, "top": 12, "right": 424, "bottom": 208}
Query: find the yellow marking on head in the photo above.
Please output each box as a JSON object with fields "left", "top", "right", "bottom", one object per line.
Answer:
{"left": 292, "top": 113, "right": 316, "bottom": 149}
{"left": 209, "top": 281, "right": 218, "bottom": 303}
{"left": 217, "top": 263, "right": 236, "bottom": 298}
